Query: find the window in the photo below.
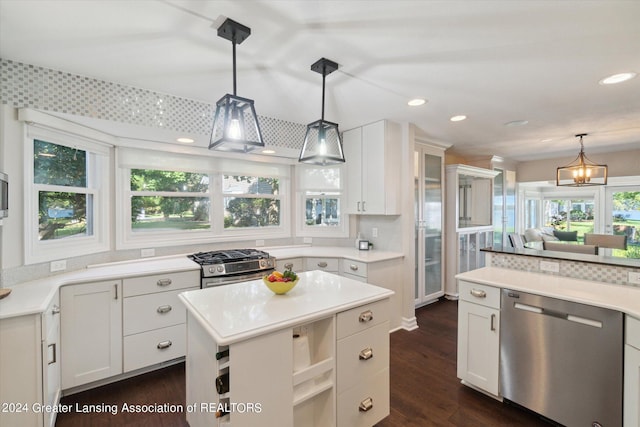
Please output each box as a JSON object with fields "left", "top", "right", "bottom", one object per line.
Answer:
{"left": 116, "top": 147, "right": 290, "bottom": 248}
{"left": 223, "top": 175, "right": 281, "bottom": 228}
{"left": 130, "top": 169, "right": 210, "bottom": 232}
{"left": 25, "top": 128, "right": 109, "bottom": 264}
{"left": 297, "top": 165, "right": 348, "bottom": 237}
{"left": 544, "top": 198, "right": 595, "bottom": 241}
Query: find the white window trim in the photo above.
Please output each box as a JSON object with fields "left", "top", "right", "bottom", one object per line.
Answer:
{"left": 116, "top": 149, "right": 291, "bottom": 250}
{"left": 295, "top": 164, "right": 349, "bottom": 238}
{"left": 24, "top": 126, "right": 110, "bottom": 264}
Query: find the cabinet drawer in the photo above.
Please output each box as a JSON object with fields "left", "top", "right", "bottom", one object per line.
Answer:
{"left": 337, "top": 321, "right": 389, "bottom": 393}
{"left": 627, "top": 315, "right": 640, "bottom": 350}
{"left": 337, "top": 367, "right": 389, "bottom": 427}
{"left": 458, "top": 280, "right": 500, "bottom": 309}
{"left": 341, "top": 259, "right": 367, "bottom": 279}
{"left": 276, "top": 258, "right": 304, "bottom": 273}
{"left": 123, "top": 324, "right": 186, "bottom": 372}
{"left": 337, "top": 299, "right": 389, "bottom": 340}
{"left": 305, "top": 257, "right": 339, "bottom": 272}
{"left": 123, "top": 270, "right": 199, "bottom": 297}
{"left": 123, "top": 288, "right": 196, "bottom": 336}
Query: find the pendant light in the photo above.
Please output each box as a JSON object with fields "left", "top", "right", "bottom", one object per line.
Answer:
{"left": 556, "top": 134, "right": 608, "bottom": 186}
{"left": 209, "top": 18, "right": 264, "bottom": 153}
{"left": 299, "top": 58, "right": 345, "bottom": 165}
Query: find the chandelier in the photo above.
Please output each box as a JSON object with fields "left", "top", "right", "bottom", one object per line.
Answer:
{"left": 556, "top": 134, "right": 608, "bottom": 186}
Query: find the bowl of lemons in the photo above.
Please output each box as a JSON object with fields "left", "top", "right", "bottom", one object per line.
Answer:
{"left": 263, "top": 269, "right": 299, "bottom": 295}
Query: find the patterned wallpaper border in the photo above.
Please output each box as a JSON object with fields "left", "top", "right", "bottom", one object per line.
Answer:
{"left": 0, "top": 58, "right": 306, "bottom": 149}
{"left": 489, "top": 252, "right": 640, "bottom": 287}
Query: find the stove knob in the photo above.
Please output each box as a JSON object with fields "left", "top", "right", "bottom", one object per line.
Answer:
{"left": 259, "top": 260, "right": 266, "bottom": 268}
{"left": 267, "top": 259, "right": 273, "bottom": 267}
{"left": 217, "top": 266, "right": 224, "bottom": 273}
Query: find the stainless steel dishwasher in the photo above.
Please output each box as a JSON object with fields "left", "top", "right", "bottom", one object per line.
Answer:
{"left": 500, "top": 289, "right": 623, "bottom": 427}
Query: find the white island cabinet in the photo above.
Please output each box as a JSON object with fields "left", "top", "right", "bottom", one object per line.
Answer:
{"left": 626, "top": 315, "right": 640, "bottom": 427}
{"left": 179, "top": 270, "right": 393, "bottom": 427}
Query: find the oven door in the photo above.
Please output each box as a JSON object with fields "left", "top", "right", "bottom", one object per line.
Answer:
{"left": 202, "top": 269, "right": 274, "bottom": 288}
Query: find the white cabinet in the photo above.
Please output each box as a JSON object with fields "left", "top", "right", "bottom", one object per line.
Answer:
{"left": 445, "top": 164, "right": 498, "bottom": 297}
{"left": 343, "top": 120, "right": 401, "bottom": 215}
{"left": 0, "top": 292, "right": 61, "bottom": 427}
{"left": 625, "top": 315, "right": 640, "bottom": 427}
{"left": 122, "top": 271, "right": 198, "bottom": 372}
{"left": 305, "top": 257, "right": 339, "bottom": 273}
{"left": 277, "top": 257, "right": 305, "bottom": 273}
{"left": 336, "top": 301, "right": 390, "bottom": 427}
{"left": 61, "top": 280, "right": 122, "bottom": 389}
{"left": 185, "top": 298, "right": 390, "bottom": 427}
{"left": 457, "top": 280, "right": 500, "bottom": 397}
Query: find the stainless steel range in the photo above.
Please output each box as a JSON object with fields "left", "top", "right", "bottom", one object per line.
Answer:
{"left": 188, "top": 249, "right": 276, "bottom": 288}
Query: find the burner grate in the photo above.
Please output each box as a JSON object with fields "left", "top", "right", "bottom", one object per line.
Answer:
{"left": 188, "top": 249, "right": 269, "bottom": 265}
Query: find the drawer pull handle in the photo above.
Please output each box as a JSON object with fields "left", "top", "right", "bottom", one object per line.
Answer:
{"left": 359, "top": 347, "right": 373, "bottom": 361}
{"left": 157, "top": 340, "right": 172, "bottom": 350}
{"left": 284, "top": 262, "right": 294, "bottom": 270}
{"left": 51, "top": 304, "right": 60, "bottom": 315}
{"left": 470, "top": 289, "right": 486, "bottom": 298}
{"left": 157, "top": 305, "right": 172, "bottom": 314}
{"left": 350, "top": 264, "right": 358, "bottom": 271}
{"left": 359, "top": 397, "right": 373, "bottom": 412}
{"left": 317, "top": 261, "right": 328, "bottom": 268}
{"left": 48, "top": 343, "right": 57, "bottom": 365}
{"left": 157, "top": 279, "right": 172, "bottom": 287}
{"left": 359, "top": 310, "right": 373, "bottom": 323}
{"left": 490, "top": 314, "right": 496, "bottom": 331}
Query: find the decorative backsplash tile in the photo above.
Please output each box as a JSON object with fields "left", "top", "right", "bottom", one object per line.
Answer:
{"left": 0, "top": 58, "right": 306, "bottom": 149}
{"left": 490, "top": 252, "right": 639, "bottom": 287}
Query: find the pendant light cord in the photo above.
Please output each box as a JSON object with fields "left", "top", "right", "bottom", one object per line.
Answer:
{"left": 232, "top": 38, "right": 237, "bottom": 96}
{"left": 321, "top": 64, "right": 326, "bottom": 121}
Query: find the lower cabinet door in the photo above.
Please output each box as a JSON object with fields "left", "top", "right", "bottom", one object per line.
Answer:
{"left": 123, "top": 324, "right": 186, "bottom": 372}
{"left": 61, "top": 280, "right": 123, "bottom": 389}
{"left": 625, "top": 343, "right": 640, "bottom": 427}
{"left": 337, "top": 367, "right": 389, "bottom": 427}
{"left": 457, "top": 300, "right": 500, "bottom": 396}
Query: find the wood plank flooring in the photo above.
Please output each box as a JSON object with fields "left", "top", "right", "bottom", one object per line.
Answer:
{"left": 56, "top": 299, "right": 549, "bottom": 426}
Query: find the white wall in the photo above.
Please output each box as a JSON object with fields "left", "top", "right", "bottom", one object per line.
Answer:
{"left": 517, "top": 148, "right": 640, "bottom": 183}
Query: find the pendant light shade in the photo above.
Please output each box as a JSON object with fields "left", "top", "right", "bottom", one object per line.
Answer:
{"left": 209, "top": 18, "right": 264, "bottom": 153}
{"left": 299, "top": 58, "right": 345, "bottom": 165}
{"left": 556, "top": 134, "right": 608, "bottom": 186}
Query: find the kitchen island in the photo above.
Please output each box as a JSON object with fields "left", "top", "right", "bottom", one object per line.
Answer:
{"left": 178, "top": 270, "right": 394, "bottom": 427}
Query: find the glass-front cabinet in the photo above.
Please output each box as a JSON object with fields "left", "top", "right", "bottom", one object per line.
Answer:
{"left": 414, "top": 144, "right": 445, "bottom": 306}
{"left": 445, "top": 165, "right": 499, "bottom": 297}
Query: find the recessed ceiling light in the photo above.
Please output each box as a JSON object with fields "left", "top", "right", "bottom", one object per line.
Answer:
{"left": 504, "top": 120, "right": 529, "bottom": 127}
{"left": 450, "top": 115, "right": 467, "bottom": 122}
{"left": 541, "top": 138, "right": 554, "bottom": 143}
{"left": 261, "top": 149, "right": 276, "bottom": 154}
{"left": 177, "top": 137, "right": 195, "bottom": 143}
{"left": 408, "top": 98, "right": 426, "bottom": 106}
{"left": 599, "top": 72, "right": 637, "bottom": 85}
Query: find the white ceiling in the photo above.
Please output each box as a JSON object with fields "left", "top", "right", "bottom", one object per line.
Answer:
{"left": 1, "top": 0, "right": 639, "bottom": 161}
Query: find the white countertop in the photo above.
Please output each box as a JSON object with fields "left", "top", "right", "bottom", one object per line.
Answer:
{"left": 0, "top": 246, "right": 403, "bottom": 320}
{"left": 0, "top": 256, "right": 198, "bottom": 319}
{"left": 457, "top": 267, "right": 640, "bottom": 318}
{"left": 179, "top": 270, "right": 394, "bottom": 345}
{"left": 264, "top": 245, "right": 404, "bottom": 263}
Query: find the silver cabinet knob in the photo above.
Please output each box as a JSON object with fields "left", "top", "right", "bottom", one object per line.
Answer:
{"left": 157, "top": 340, "right": 172, "bottom": 350}
{"left": 157, "top": 278, "right": 172, "bottom": 287}
{"left": 470, "top": 289, "right": 487, "bottom": 298}
{"left": 350, "top": 264, "right": 358, "bottom": 271}
{"left": 359, "top": 310, "right": 373, "bottom": 323}
{"left": 156, "top": 305, "right": 172, "bottom": 314}
{"left": 359, "top": 347, "right": 373, "bottom": 360}
{"left": 359, "top": 397, "right": 373, "bottom": 412}
{"left": 317, "top": 261, "right": 328, "bottom": 268}
{"left": 51, "top": 304, "right": 60, "bottom": 315}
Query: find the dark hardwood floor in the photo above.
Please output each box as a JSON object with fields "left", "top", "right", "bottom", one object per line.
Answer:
{"left": 56, "top": 299, "right": 549, "bottom": 427}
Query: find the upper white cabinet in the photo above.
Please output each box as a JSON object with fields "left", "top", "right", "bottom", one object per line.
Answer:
{"left": 343, "top": 120, "right": 401, "bottom": 215}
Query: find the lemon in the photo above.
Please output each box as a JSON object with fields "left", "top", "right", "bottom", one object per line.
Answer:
{"left": 272, "top": 271, "right": 284, "bottom": 278}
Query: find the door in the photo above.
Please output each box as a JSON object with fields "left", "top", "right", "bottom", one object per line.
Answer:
{"left": 61, "top": 280, "right": 123, "bottom": 389}
{"left": 605, "top": 186, "right": 640, "bottom": 258}
{"left": 414, "top": 144, "right": 444, "bottom": 306}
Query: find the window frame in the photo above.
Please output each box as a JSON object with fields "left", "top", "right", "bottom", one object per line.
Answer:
{"left": 296, "top": 164, "right": 349, "bottom": 238}
{"left": 24, "top": 127, "right": 110, "bottom": 264}
{"left": 116, "top": 148, "right": 291, "bottom": 249}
